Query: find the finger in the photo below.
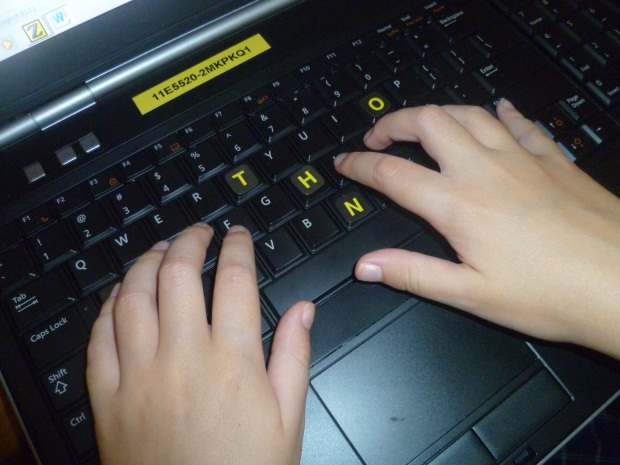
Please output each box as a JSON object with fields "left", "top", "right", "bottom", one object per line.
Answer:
{"left": 87, "top": 283, "right": 122, "bottom": 399}
{"left": 363, "top": 105, "right": 485, "bottom": 169}
{"left": 334, "top": 151, "right": 452, "bottom": 226}
{"left": 114, "top": 242, "right": 169, "bottom": 375}
{"left": 439, "top": 104, "right": 523, "bottom": 152}
{"left": 355, "top": 248, "right": 479, "bottom": 311}
{"left": 267, "top": 301, "right": 314, "bottom": 433}
{"left": 157, "top": 223, "right": 213, "bottom": 351}
{"left": 211, "top": 226, "right": 262, "bottom": 354}
{"left": 495, "top": 99, "right": 560, "bottom": 158}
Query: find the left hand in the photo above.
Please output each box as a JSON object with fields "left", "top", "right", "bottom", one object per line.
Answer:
{"left": 87, "top": 223, "right": 314, "bottom": 465}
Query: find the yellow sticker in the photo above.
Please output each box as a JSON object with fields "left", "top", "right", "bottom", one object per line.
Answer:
{"left": 132, "top": 34, "right": 271, "bottom": 115}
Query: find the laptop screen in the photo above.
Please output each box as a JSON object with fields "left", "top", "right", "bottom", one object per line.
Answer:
{"left": 0, "top": 0, "right": 133, "bottom": 64}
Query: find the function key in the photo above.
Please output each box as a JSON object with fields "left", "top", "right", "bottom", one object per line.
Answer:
{"left": 180, "top": 117, "right": 216, "bottom": 147}
{"left": 19, "top": 204, "right": 55, "bottom": 236}
{"left": 268, "top": 74, "right": 300, "bottom": 99}
{"left": 323, "top": 47, "right": 355, "bottom": 69}
{"left": 295, "top": 60, "right": 328, "bottom": 84}
{"left": 52, "top": 186, "right": 89, "bottom": 218}
{"left": 241, "top": 87, "right": 273, "bottom": 114}
{"left": 150, "top": 133, "right": 186, "bottom": 163}
{"left": 85, "top": 167, "right": 122, "bottom": 199}
{"left": 211, "top": 101, "right": 245, "bottom": 130}
{"left": 346, "top": 36, "right": 374, "bottom": 57}
{"left": 117, "top": 152, "right": 153, "bottom": 181}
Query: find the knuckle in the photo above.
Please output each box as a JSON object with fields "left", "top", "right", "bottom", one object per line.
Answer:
{"left": 371, "top": 155, "right": 402, "bottom": 186}
{"left": 416, "top": 104, "right": 445, "bottom": 126}
{"left": 218, "top": 261, "right": 255, "bottom": 289}
{"left": 159, "top": 253, "right": 198, "bottom": 284}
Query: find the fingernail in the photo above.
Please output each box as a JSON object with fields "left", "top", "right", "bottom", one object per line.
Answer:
{"left": 227, "top": 225, "right": 248, "bottom": 234}
{"left": 152, "top": 241, "right": 170, "bottom": 251}
{"left": 500, "top": 98, "right": 515, "bottom": 110}
{"left": 110, "top": 282, "right": 122, "bottom": 298}
{"left": 302, "top": 303, "right": 315, "bottom": 331}
{"left": 192, "top": 222, "right": 212, "bottom": 229}
{"left": 356, "top": 263, "right": 383, "bottom": 282}
{"left": 334, "top": 153, "right": 347, "bottom": 167}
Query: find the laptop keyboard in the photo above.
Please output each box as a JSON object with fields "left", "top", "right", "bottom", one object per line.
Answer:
{"left": 0, "top": 0, "right": 618, "bottom": 461}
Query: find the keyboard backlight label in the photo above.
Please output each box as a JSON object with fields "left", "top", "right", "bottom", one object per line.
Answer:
{"left": 132, "top": 34, "right": 271, "bottom": 115}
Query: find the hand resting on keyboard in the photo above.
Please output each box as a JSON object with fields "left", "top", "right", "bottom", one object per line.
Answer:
{"left": 86, "top": 100, "right": 620, "bottom": 465}
{"left": 336, "top": 99, "right": 620, "bottom": 360}
{"left": 87, "top": 224, "right": 314, "bottom": 465}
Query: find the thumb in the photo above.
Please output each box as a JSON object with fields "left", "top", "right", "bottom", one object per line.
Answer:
{"left": 355, "top": 248, "right": 478, "bottom": 311}
{"left": 267, "top": 301, "right": 314, "bottom": 432}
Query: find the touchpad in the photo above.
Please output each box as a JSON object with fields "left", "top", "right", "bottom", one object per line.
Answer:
{"left": 311, "top": 301, "right": 535, "bottom": 465}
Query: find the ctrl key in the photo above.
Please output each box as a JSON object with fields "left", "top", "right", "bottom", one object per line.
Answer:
{"left": 63, "top": 404, "right": 96, "bottom": 457}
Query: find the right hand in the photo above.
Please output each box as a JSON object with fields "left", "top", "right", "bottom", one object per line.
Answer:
{"left": 335, "top": 101, "right": 620, "bottom": 359}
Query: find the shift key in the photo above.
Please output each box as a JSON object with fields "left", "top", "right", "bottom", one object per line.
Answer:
{"left": 23, "top": 307, "right": 88, "bottom": 370}
{"left": 262, "top": 208, "right": 423, "bottom": 315}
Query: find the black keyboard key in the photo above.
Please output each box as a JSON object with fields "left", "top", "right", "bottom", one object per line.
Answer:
{"left": 580, "top": 112, "right": 620, "bottom": 145}
{"left": 288, "top": 122, "right": 337, "bottom": 163}
{"left": 321, "top": 105, "right": 367, "bottom": 144}
{"left": 534, "top": 104, "right": 574, "bottom": 139}
{"left": 384, "top": 68, "right": 431, "bottom": 106}
{"left": 587, "top": 63, "right": 620, "bottom": 107}
{"left": 150, "top": 133, "right": 185, "bottom": 163}
{"left": 241, "top": 87, "right": 274, "bottom": 114}
{"left": 447, "top": 74, "right": 492, "bottom": 105}
{"left": 52, "top": 187, "right": 89, "bottom": 217}
{"left": 295, "top": 59, "right": 328, "bottom": 84}
{"left": 257, "top": 227, "right": 307, "bottom": 277}
{"left": 68, "top": 245, "right": 118, "bottom": 296}
{"left": 415, "top": 53, "right": 459, "bottom": 90}
{"left": 535, "top": 23, "right": 580, "bottom": 57}
{"left": 249, "top": 104, "right": 296, "bottom": 143}
{"left": 85, "top": 168, "right": 122, "bottom": 199}
{"left": 561, "top": 45, "right": 604, "bottom": 81}
{"left": 315, "top": 71, "right": 363, "bottom": 108}
{"left": 250, "top": 185, "right": 300, "bottom": 231}
{"left": 515, "top": 2, "right": 554, "bottom": 34}
{"left": 117, "top": 152, "right": 153, "bottom": 181}
{"left": 146, "top": 163, "right": 192, "bottom": 204}
{"left": 5, "top": 268, "right": 75, "bottom": 329}
{"left": 19, "top": 204, "right": 55, "bottom": 236}
{"left": 408, "top": 26, "right": 448, "bottom": 58}
{"left": 184, "top": 180, "right": 231, "bottom": 223}
{"left": 474, "top": 43, "right": 542, "bottom": 95}
{"left": 262, "top": 208, "right": 423, "bottom": 315}
{"left": 348, "top": 55, "right": 391, "bottom": 91}
{"left": 560, "top": 11, "right": 599, "bottom": 42}
{"left": 74, "top": 297, "right": 100, "bottom": 330}
{"left": 291, "top": 204, "right": 342, "bottom": 253}
{"left": 108, "top": 181, "right": 155, "bottom": 226}
{"left": 584, "top": 0, "right": 617, "bottom": 29}
{"left": 377, "top": 39, "right": 416, "bottom": 74}
{"left": 443, "top": 39, "right": 486, "bottom": 73}
{"left": 63, "top": 405, "right": 96, "bottom": 456}
{"left": 180, "top": 117, "right": 216, "bottom": 146}
{"left": 42, "top": 351, "right": 87, "bottom": 411}
{"left": 216, "top": 121, "right": 263, "bottom": 163}
{"left": 288, "top": 165, "right": 334, "bottom": 208}
{"left": 471, "top": 20, "right": 521, "bottom": 58}
{"left": 24, "top": 307, "right": 88, "bottom": 369}
{"left": 182, "top": 140, "right": 228, "bottom": 184}
{"left": 256, "top": 139, "right": 302, "bottom": 182}
{"left": 557, "top": 127, "right": 599, "bottom": 160}
{"left": 357, "top": 91, "right": 394, "bottom": 125}
{"left": 213, "top": 206, "right": 263, "bottom": 240}
{"left": 31, "top": 223, "right": 78, "bottom": 271}
{"left": 585, "top": 34, "right": 619, "bottom": 67}
{"left": 283, "top": 87, "right": 329, "bottom": 125}
{"left": 70, "top": 204, "right": 117, "bottom": 249}
{"left": 0, "top": 221, "right": 20, "bottom": 252}
{"left": 0, "top": 244, "right": 38, "bottom": 296}
{"left": 108, "top": 221, "right": 153, "bottom": 271}
{"left": 211, "top": 102, "right": 245, "bottom": 130}
{"left": 147, "top": 201, "right": 192, "bottom": 241}
{"left": 268, "top": 73, "right": 300, "bottom": 99}
{"left": 558, "top": 91, "right": 599, "bottom": 121}
{"left": 432, "top": 0, "right": 497, "bottom": 43}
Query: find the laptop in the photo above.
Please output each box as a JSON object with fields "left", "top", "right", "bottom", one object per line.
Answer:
{"left": 1, "top": 0, "right": 619, "bottom": 463}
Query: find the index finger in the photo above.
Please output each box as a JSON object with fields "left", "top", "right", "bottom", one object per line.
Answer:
{"left": 211, "top": 226, "right": 263, "bottom": 355}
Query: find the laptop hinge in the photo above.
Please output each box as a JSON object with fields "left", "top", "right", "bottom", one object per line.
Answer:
{"left": 0, "top": 0, "right": 299, "bottom": 151}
